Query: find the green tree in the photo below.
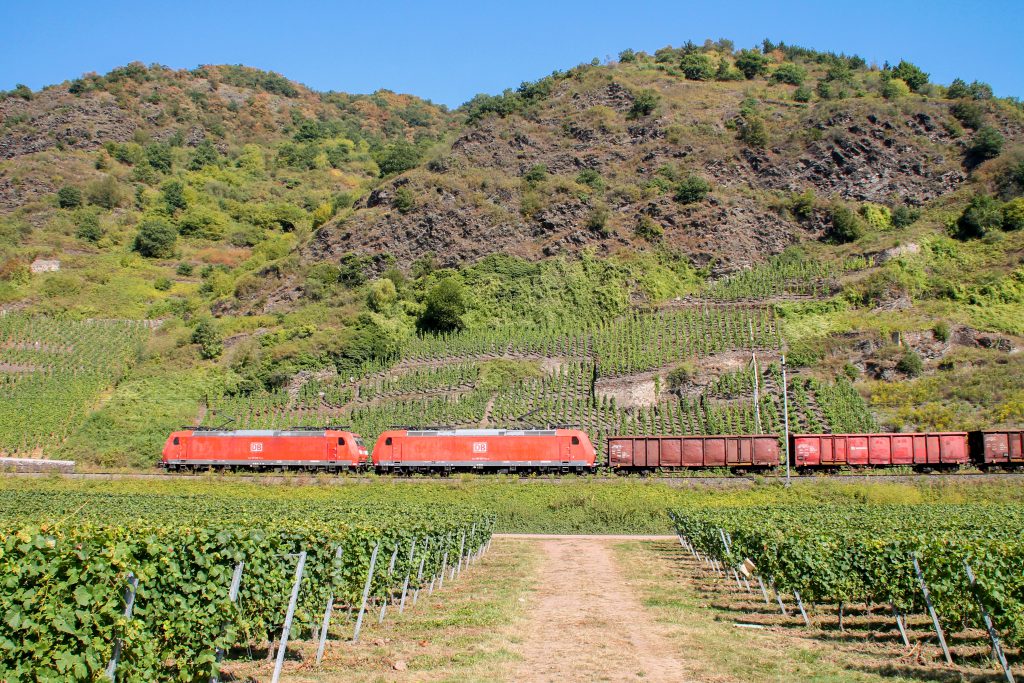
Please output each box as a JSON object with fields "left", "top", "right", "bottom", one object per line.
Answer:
{"left": 891, "top": 205, "right": 921, "bottom": 229}
{"left": 970, "top": 126, "right": 1004, "bottom": 160}
{"left": 85, "top": 176, "right": 123, "bottom": 209}
{"left": 338, "top": 253, "right": 368, "bottom": 287}
{"left": 418, "top": 277, "right": 467, "bottom": 333}
{"left": 374, "top": 141, "right": 422, "bottom": 176}
{"left": 881, "top": 78, "right": 910, "bottom": 99}
{"left": 951, "top": 101, "right": 983, "bottom": 129}
{"left": 1002, "top": 198, "right": 1024, "bottom": 231}
{"left": 734, "top": 49, "right": 769, "bottom": 79}
{"left": 628, "top": 89, "right": 659, "bottom": 119}
{"left": 188, "top": 140, "right": 220, "bottom": 170}
{"left": 191, "top": 319, "right": 223, "bottom": 360}
{"left": 618, "top": 49, "right": 637, "bottom": 63}
{"left": 679, "top": 54, "right": 714, "bottom": 81}
{"left": 56, "top": 186, "right": 82, "bottom": 209}
{"left": 74, "top": 210, "right": 103, "bottom": 242}
{"left": 829, "top": 205, "right": 864, "bottom": 243}
{"left": 161, "top": 180, "right": 187, "bottom": 213}
{"left": 133, "top": 218, "right": 177, "bottom": 257}
{"left": 955, "top": 194, "right": 1002, "bottom": 239}
{"left": 946, "top": 78, "right": 970, "bottom": 99}
{"left": 367, "top": 278, "right": 398, "bottom": 312}
{"left": 674, "top": 175, "right": 710, "bottom": 204}
{"left": 770, "top": 63, "right": 806, "bottom": 86}
{"left": 890, "top": 60, "right": 929, "bottom": 91}
{"left": 792, "top": 86, "right": 812, "bottom": 102}
{"left": 144, "top": 143, "right": 173, "bottom": 173}
{"left": 715, "top": 60, "right": 744, "bottom": 81}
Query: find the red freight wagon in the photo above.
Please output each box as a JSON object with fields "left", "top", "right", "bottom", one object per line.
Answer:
{"left": 608, "top": 434, "right": 780, "bottom": 470}
{"left": 372, "top": 428, "right": 596, "bottom": 472}
{"left": 160, "top": 428, "right": 368, "bottom": 470}
{"left": 791, "top": 432, "right": 969, "bottom": 469}
{"left": 969, "top": 430, "right": 1024, "bottom": 467}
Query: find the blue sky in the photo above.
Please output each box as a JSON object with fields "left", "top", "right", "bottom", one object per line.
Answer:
{"left": 1, "top": 0, "right": 1021, "bottom": 107}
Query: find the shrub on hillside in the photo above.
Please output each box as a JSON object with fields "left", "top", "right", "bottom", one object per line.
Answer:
{"left": 191, "top": 319, "right": 223, "bottom": 360}
{"left": 144, "top": 143, "right": 173, "bottom": 173}
{"left": 1003, "top": 198, "right": 1024, "bottom": 231}
{"left": 680, "top": 54, "right": 714, "bottom": 81}
{"left": 860, "top": 204, "right": 893, "bottom": 231}
{"left": 161, "top": 180, "right": 187, "bottom": 213}
{"left": 793, "top": 86, "right": 812, "bottom": 102}
{"left": 829, "top": 204, "right": 865, "bottom": 243}
{"left": 771, "top": 63, "right": 807, "bottom": 86}
{"left": 628, "top": 90, "right": 659, "bottom": 119}
{"left": 933, "top": 321, "right": 951, "bottom": 343}
{"left": 715, "top": 60, "right": 744, "bottom": 81}
{"left": 74, "top": 210, "right": 104, "bottom": 243}
{"left": 367, "top": 278, "right": 398, "bottom": 312}
{"left": 133, "top": 218, "right": 177, "bottom": 258}
{"left": 375, "top": 141, "right": 422, "bottom": 176}
{"left": 85, "top": 176, "right": 123, "bottom": 209}
{"left": 56, "top": 186, "right": 82, "bottom": 209}
{"left": 177, "top": 206, "right": 226, "bottom": 239}
{"left": 951, "top": 101, "right": 984, "bottom": 129}
{"left": 734, "top": 50, "right": 769, "bottom": 79}
{"left": 896, "top": 350, "right": 923, "bottom": 377}
{"left": 970, "top": 126, "right": 1004, "bottom": 160}
{"left": 881, "top": 78, "right": 911, "bottom": 99}
{"left": 418, "top": 277, "right": 467, "bottom": 333}
{"left": 737, "top": 116, "right": 768, "bottom": 147}
{"left": 674, "top": 175, "right": 710, "bottom": 204}
{"left": 634, "top": 215, "right": 664, "bottom": 241}
{"left": 586, "top": 202, "right": 611, "bottom": 236}
{"left": 393, "top": 187, "right": 415, "bottom": 213}
{"left": 188, "top": 140, "right": 220, "bottom": 170}
{"left": 524, "top": 164, "right": 548, "bottom": 183}
{"left": 789, "top": 190, "right": 816, "bottom": 220}
{"left": 891, "top": 60, "right": 929, "bottom": 91}
{"left": 576, "top": 168, "right": 604, "bottom": 190}
{"left": 891, "top": 205, "right": 921, "bottom": 229}
{"left": 946, "top": 79, "right": 992, "bottom": 100}
{"left": 955, "top": 194, "right": 1003, "bottom": 239}
{"left": 618, "top": 49, "right": 637, "bottom": 63}
{"left": 338, "top": 253, "right": 369, "bottom": 288}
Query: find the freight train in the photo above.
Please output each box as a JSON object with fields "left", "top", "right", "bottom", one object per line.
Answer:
{"left": 160, "top": 426, "right": 1023, "bottom": 473}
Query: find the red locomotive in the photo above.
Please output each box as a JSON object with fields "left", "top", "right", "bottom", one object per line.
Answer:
{"left": 372, "top": 428, "right": 596, "bottom": 473}
{"left": 161, "top": 427, "right": 368, "bottom": 471}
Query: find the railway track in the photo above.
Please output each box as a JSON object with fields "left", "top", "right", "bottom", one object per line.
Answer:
{"left": 4, "top": 470, "right": 1024, "bottom": 486}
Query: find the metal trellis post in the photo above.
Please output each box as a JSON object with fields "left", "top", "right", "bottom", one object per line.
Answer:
{"left": 105, "top": 572, "right": 139, "bottom": 683}
{"left": 352, "top": 541, "right": 380, "bottom": 644}
{"left": 913, "top": 553, "right": 953, "bottom": 666}
{"left": 963, "top": 561, "right": 1015, "bottom": 683}
{"left": 272, "top": 551, "right": 307, "bottom": 683}
{"left": 211, "top": 561, "right": 245, "bottom": 683}
{"left": 315, "top": 547, "right": 344, "bottom": 666}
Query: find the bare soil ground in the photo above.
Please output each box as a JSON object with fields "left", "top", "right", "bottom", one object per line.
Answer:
{"left": 508, "top": 537, "right": 698, "bottom": 683}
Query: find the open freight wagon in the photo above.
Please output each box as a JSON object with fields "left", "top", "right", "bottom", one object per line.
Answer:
{"left": 607, "top": 434, "right": 779, "bottom": 471}
{"left": 791, "top": 432, "right": 969, "bottom": 469}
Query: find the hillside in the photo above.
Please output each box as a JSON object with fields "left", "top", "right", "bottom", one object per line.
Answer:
{"left": 1, "top": 41, "right": 1023, "bottom": 467}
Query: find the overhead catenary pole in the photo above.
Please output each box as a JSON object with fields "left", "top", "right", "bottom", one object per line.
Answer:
{"left": 752, "top": 351, "right": 762, "bottom": 433}
{"left": 781, "top": 354, "right": 791, "bottom": 487}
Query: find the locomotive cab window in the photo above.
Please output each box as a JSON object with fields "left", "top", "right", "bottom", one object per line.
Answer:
{"left": 385, "top": 437, "right": 393, "bottom": 446}
{"left": 571, "top": 436, "right": 580, "bottom": 445}
{"left": 337, "top": 437, "right": 346, "bottom": 446}
{"left": 173, "top": 437, "right": 179, "bottom": 445}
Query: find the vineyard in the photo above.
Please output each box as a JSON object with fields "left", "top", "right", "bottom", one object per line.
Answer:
{"left": 671, "top": 502, "right": 1024, "bottom": 672}
{"left": 0, "top": 314, "right": 148, "bottom": 456}
{"left": 0, "top": 487, "right": 493, "bottom": 681}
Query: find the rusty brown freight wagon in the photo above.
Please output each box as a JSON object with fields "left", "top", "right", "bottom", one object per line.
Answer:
{"left": 607, "top": 434, "right": 780, "bottom": 470}
{"left": 969, "top": 430, "right": 1024, "bottom": 468}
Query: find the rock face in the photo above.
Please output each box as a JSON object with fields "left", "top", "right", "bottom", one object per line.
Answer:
{"left": 309, "top": 71, "right": 1004, "bottom": 274}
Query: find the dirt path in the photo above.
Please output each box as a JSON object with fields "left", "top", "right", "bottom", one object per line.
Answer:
{"left": 509, "top": 537, "right": 698, "bottom": 683}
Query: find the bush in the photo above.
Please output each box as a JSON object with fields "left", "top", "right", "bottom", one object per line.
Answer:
{"left": 85, "top": 176, "right": 123, "bottom": 209}
{"left": 576, "top": 168, "right": 604, "bottom": 190}
{"left": 829, "top": 204, "right": 864, "bottom": 243}
{"left": 586, "top": 202, "right": 611, "bottom": 235}
{"left": 374, "top": 141, "right": 422, "bottom": 176}
{"left": 951, "top": 100, "right": 984, "bottom": 129}
{"left": 144, "top": 143, "right": 173, "bottom": 173}
{"left": 74, "top": 210, "right": 103, "bottom": 242}
{"left": 177, "top": 206, "right": 226, "bottom": 239}
{"left": 393, "top": 187, "right": 415, "bottom": 213}
{"left": 771, "top": 63, "right": 807, "bottom": 86}
{"left": 891, "top": 205, "right": 921, "bottom": 229}
{"left": 628, "top": 89, "right": 659, "bottom": 119}
{"left": 188, "top": 140, "right": 220, "bottom": 170}
{"left": 367, "top": 278, "right": 398, "bottom": 312}
{"left": 842, "top": 363, "right": 859, "bottom": 380}
{"left": 338, "top": 253, "right": 368, "bottom": 287}
{"left": 970, "top": 126, "right": 1004, "bottom": 160}
{"left": 524, "top": 164, "right": 548, "bottom": 183}
{"left": 955, "top": 194, "right": 1003, "bottom": 239}
{"left": 1003, "top": 197, "right": 1024, "bottom": 231}
{"left": 191, "top": 319, "right": 223, "bottom": 360}
{"left": 153, "top": 277, "right": 172, "bottom": 291}
{"left": 932, "top": 321, "right": 951, "bottom": 343}
{"left": 674, "top": 175, "right": 710, "bottom": 204}
{"left": 161, "top": 180, "right": 188, "bottom": 213}
{"left": 418, "top": 277, "right": 466, "bottom": 333}
{"left": 56, "top": 186, "right": 82, "bottom": 209}
{"left": 176, "top": 262, "right": 194, "bottom": 276}
{"left": 618, "top": 49, "right": 637, "bottom": 63}
{"left": 896, "top": 350, "right": 923, "bottom": 377}
{"left": 634, "top": 215, "right": 664, "bottom": 241}
{"left": 793, "top": 86, "right": 812, "bottom": 103}
{"left": 881, "top": 78, "right": 910, "bottom": 100}
{"left": 789, "top": 190, "right": 815, "bottom": 220}
{"left": 133, "top": 218, "right": 177, "bottom": 258}
{"left": 679, "top": 54, "right": 714, "bottom": 81}
{"left": 737, "top": 116, "right": 768, "bottom": 147}
{"left": 946, "top": 79, "right": 970, "bottom": 99}
{"left": 715, "top": 60, "right": 744, "bottom": 81}
{"left": 860, "top": 203, "right": 893, "bottom": 231}
{"left": 734, "top": 50, "right": 769, "bottom": 79}
{"left": 890, "top": 60, "right": 929, "bottom": 92}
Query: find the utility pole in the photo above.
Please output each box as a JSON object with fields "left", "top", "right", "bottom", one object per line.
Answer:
{"left": 752, "top": 352, "right": 762, "bottom": 433}
{"left": 781, "top": 354, "right": 790, "bottom": 487}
